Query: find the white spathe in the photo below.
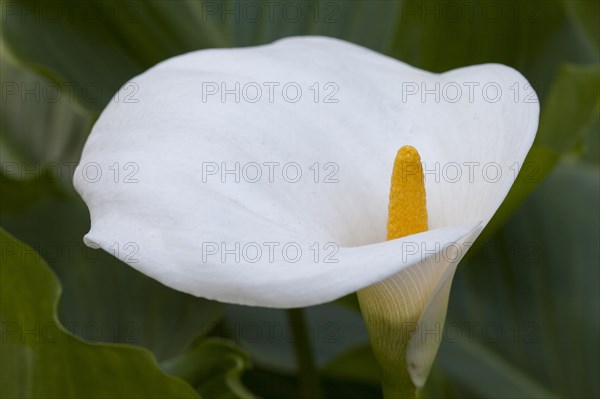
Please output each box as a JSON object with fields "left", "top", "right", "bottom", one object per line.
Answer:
{"left": 74, "top": 36, "right": 538, "bottom": 312}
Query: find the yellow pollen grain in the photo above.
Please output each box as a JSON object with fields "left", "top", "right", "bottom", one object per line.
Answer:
{"left": 386, "top": 146, "right": 428, "bottom": 240}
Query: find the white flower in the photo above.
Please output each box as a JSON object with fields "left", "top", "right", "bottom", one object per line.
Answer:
{"left": 74, "top": 36, "right": 538, "bottom": 387}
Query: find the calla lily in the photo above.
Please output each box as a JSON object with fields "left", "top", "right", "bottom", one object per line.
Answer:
{"left": 74, "top": 36, "right": 538, "bottom": 393}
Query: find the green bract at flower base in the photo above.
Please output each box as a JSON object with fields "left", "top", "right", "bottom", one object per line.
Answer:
{"left": 73, "top": 37, "right": 539, "bottom": 397}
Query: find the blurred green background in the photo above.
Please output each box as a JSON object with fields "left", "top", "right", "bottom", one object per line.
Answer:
{"left": 1, "top": 1, "right": 598, "bottom": 398}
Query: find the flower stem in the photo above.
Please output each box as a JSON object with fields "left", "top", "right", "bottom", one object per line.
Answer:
{"left": 287, "top": 308, "right": 324, "bottom": 399}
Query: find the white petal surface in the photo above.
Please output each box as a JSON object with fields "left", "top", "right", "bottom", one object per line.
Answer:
{"left": 74, "top": 36, "right": 539, "bottom": 307}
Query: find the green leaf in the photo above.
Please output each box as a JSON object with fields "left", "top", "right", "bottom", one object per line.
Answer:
{"left": 162, "top": 337, "right": 256, "bottom": 399}
{"left": 0, "top": 168, "right": 67, "bottom": 213}
{"left": 537, "top": 64, "right": 600, "bottom": 154}
{"left": 0, "top": 196, "right": 223, "bottom": 362}
{"left": 0, "top": 54, "right": 93, "bottom": 168}
{"left": 423, "top": 164, "right": 600, "bottom": 398}
{"left": 0, "top": 54, "right": 92, "bottom": 209}
{"left": 0, "top": 228, "right": 200, "bottom": 398}
{"left": 1, "top": 0, "right": 229, "bottom": 112}
{"left": 564, "top": 0, "right": 600, "bottom": 59}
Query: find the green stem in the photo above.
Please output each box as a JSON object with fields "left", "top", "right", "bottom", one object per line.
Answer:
{"left": 287, "top": 308, "right": 324, "bottom": 399}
